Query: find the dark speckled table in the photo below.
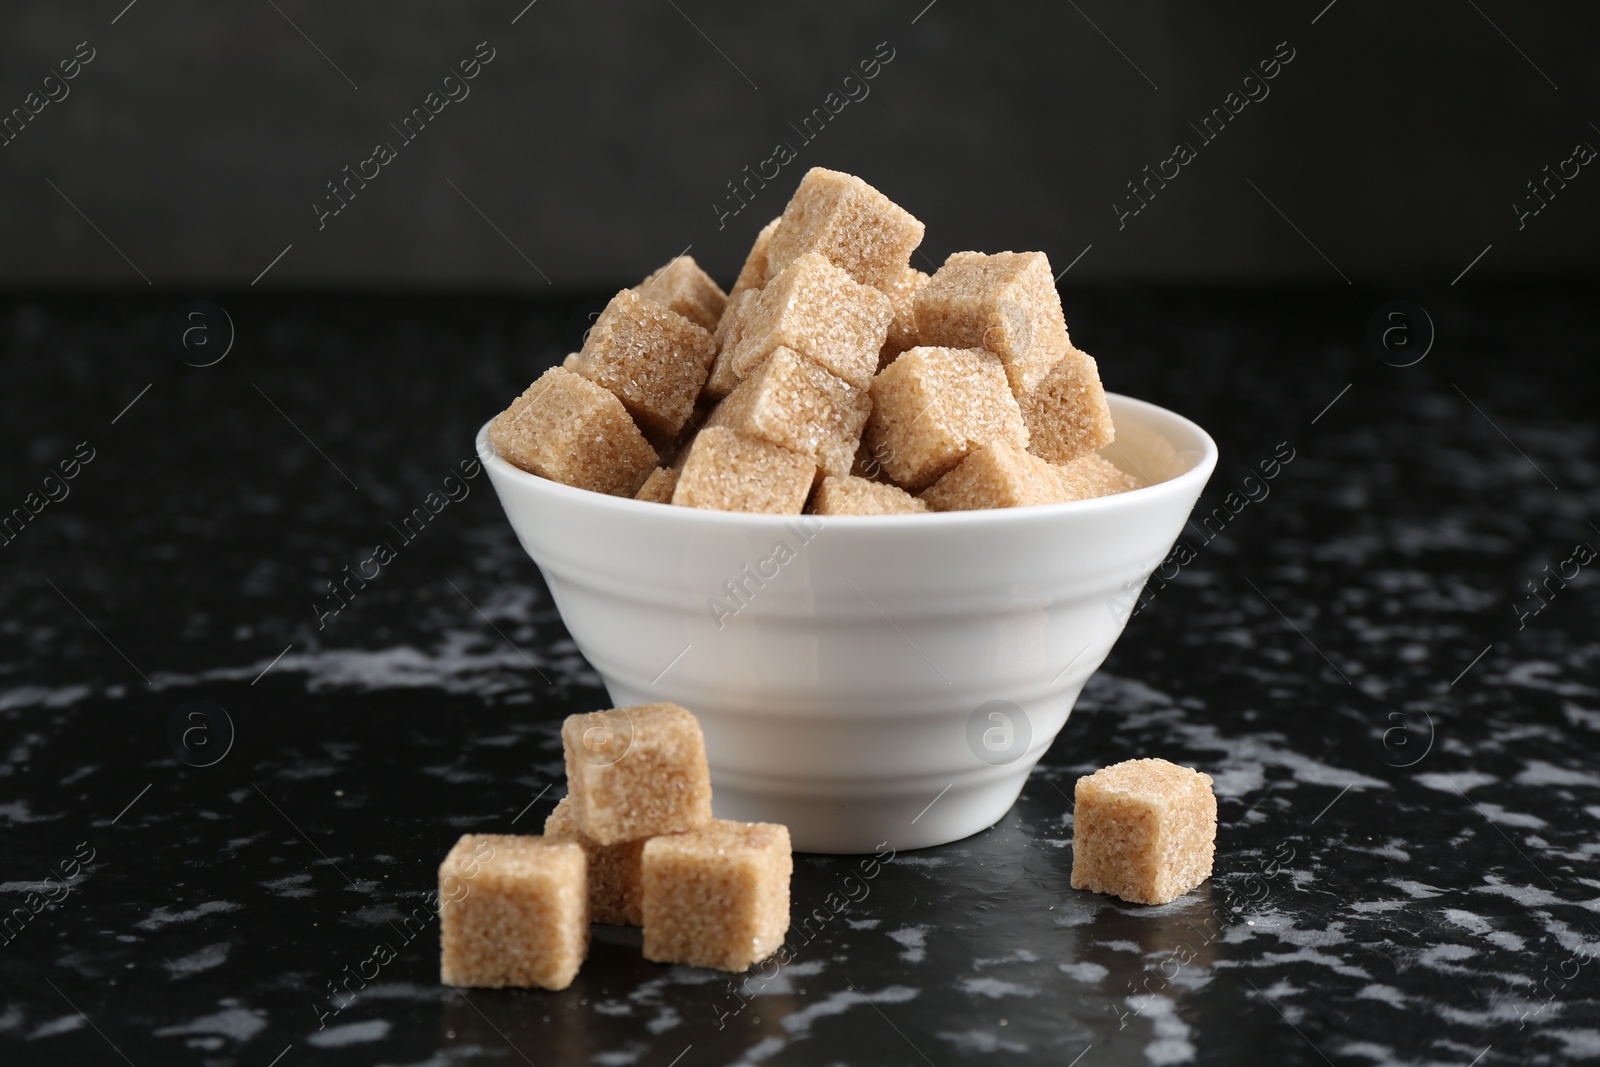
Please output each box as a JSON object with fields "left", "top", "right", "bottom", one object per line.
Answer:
{"left": 2, "top": 288, "right": 1598, "bottom": 1066}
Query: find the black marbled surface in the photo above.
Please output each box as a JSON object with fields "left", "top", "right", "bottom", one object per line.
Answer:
{"left": 2, "top": 288, "right": 1598, "bottom": 1066}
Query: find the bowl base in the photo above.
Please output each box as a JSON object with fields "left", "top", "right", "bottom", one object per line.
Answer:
{"left": 710, "top": 765, "right": 1037, "bottom": 854}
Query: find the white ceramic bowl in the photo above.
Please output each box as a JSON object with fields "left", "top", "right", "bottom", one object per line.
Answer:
{"left": 479, "top": 394, "right": 1217, "bottom": 853}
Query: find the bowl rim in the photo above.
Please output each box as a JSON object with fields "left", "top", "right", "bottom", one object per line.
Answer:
{"left": 475, "top": 391, "right": 1219, "bottom": 528}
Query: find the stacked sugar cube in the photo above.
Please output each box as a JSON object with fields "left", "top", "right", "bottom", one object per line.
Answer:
{"left": 438, "top": 702, "right": 791, "bottom": 989}
{"left": 488, "top": 167, "right": 1138, "bottom": 514}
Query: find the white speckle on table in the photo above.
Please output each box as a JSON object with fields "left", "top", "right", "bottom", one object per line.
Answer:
{"left": 778, "top": 985, "right": 917, "bottom": 1036}
{"left": 152, "top": 1006, "right": 267, "bottom": 1042}
{"left": 163, "top": 943, "right": 230, "bottom": 979}
{"left": 1059, "top": 961, "right": 1109, "bottom": 983}
{"left": 27, "top": 1014, "right": 85, "bottom": 1040}
{"left": 1355, "top": 983, "right": 1407, "bottom": 1009}
{"left": 1516, "top": 760, "right": 1600, "bottom": 787}
{"left": 307, "top": 1019, "right": 391, "bottom": 1047}
{"left": 887, "top": 925, "right": 928, "bottom": 963}
{"left": 1137, "top": 994, "right": 1196, "bottom": 1064}
{"left": 959, "top": 977, "right": 1038, "bottom": 999}
{"left": 136, "top": 900, "right": 242, "bottom": 931}
{"left": 935, "top": 1028, "right": 1028, "bottom": 1054}
{"left": 1415, "top": 771, "right": 1498, "bottom": 793}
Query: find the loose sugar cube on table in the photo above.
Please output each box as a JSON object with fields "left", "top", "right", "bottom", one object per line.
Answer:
{"left": 767, "top": 167, "right": 925, "bottom": 291}
{"left": 488, "top": 367, "right": 658, "bottom": 497}
{"left": 671, "top": 426, "right": 816, "bottom": 515}
{"left": 728, "top": 252, "right": 892, "bottom": 390}
{"left": 811, "top": 475, "right": 927, "bottom": 515}
{"left": 728, "top": 217, "right": 780, "bottom": 303}
{"left": 634, "top": 466, "right": 680, "bottom": 504}
{"left": 642, "top": 819, "right": 792, "bottom": 973}
{"left": 863, "top": 347, "right": 1029, "bottom": 489}
{"left": 544, "top": 797, "right": 645, "bottom": 926}
{"left": 880, "top": 267, "right": 930, "bottom": 369}
{"left": 1018, "top": 344, "right": 1116, "bottom": 464}
{"left": 914, "top": 251, "right": 1071, "bottom": 397}
{"left": 562, "top": 703, "right": 713, "bottom": 846}
{"left": 704, "top": 288, "right": 759, "bottom": 401}
{"left": 635, "top": 255, "right": 727, "bottom": 332}
{"left": 1071, "top": 759, "right": 1216, "bottom": 906}
{"left": 438, "top": 834, "right": 588, "bottom": 989}
{"left": 708, "top": 346, "right": 871, "bottom": 477}
{"left": 571, "top": 288, "right": 716, "bottom": 440}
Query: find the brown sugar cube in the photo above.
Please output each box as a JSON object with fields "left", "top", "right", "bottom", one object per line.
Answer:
{"left": 1057, "top": 452, "right": 1141, "bottom": 499}
{"left": 571, "top": 288, "right": 716, "bottom": 439}
{"left": 880, "top": 267, "right": 930, "bottom": 369}
{"left": 634, "top": 466, "right": 680, "bottom": 504}
{"left": 560, "top": 351, "right": 579, "bottom": 370}
{"left": 915, "top": 251, "right": 1072, "bottom": 397}
{"left": 766, "top": 167, "right": 925, "bottom": 291}
{"left": 544, "top": 797, "right": 645, "bottom": 926}
{"left": 707, "top": 347, "right": 871, "bottom": 477}
{"left": 811, "top": 475, "right": 927, "bottom": 515}
{"left": 728, "top": 217, "right": 780, "bottom": 303}
{"left": 671, "top": 427, "right": 816, "bottom": 515}
{"left": 1019, "top": 344, "right": 1116, "bottom": 463}
{"left": 922, "top": 444, "right": 1140, "bottom": 511}
{"left": 728, "top": 252, "right": 892, "bottom": 390}
{"left": 1071, "top": 758, "right": 1216, "bottom": 906}
{"left": 635, "top": 256, "right": 727, "bottom": 332}
{"left": 920, "top": 442, "right": 1068, "bottom": 511}
{"left": 704, "top": 288, "right": 759, "bottom": 401}
{"left": 488, "top": 367, "right": 658, "bottom": 497}
{"left": 850, "top": 439, "right": 897, "bottom": 484}
{"left": 438, "top": 834, "right": 587, "bottom": 989}
{"left": 863, "top": 347, "right": 1029, "bottom": 489}
{"left": 562, "top": 702, "right": 713, "bottom": 846}
{"left": 641, "top": 819, "right": 792, "bottom": 973}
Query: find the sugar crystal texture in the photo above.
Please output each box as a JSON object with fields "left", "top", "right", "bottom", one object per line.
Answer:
{"left": 671, "top": 426, "right": 816, "bottom": 515}
{"left": 914, "top": 251, "right": 1071, "bottom": 396}
{"left": 767, "top": 168, "right": 925, "bottom": 291}
{"left": 880, "top": 267, "right": 930, "bottom": 369}
{"left": 571, "top": 288, "right": 716, "bottom": 439}
{"left": 728, "top": 252, "right": 891, "bottom": 390}
{"left": 635, "top": 255, "right": 727, "bottom": 332}
{"left": 810, "top": 475, "right": 927, "bottom": 515}
{"left": 863, "top": 347, "right": 1029, "bottom": 489}
{"left": 488, "top": 367, "right": 658, "bottom": 497}
{"left": 634, "top": 466, "right": 680, "bottom": 504}
{"left": 562, "top": 703, "right": 713, "bottom": 846}
{"left": 728, "top": 217, "right": 780, "bottom": 303}
{"left": 1057, "top": 452, "right": 1141, "bottom": 499}
{"left": 707, "top": 346, "right": 871, "bottom": 477}
{"left": 641, "top": 819, "right": 792, "bottom": 972}
{"left": 704, "top": 288, "right": 759, "bottom": 401}
{"left": 1071, "top": 758, "right": 1216, "bottom": 905}
{"left": 920, "top": 441, "right": 1072, "bottom": 511}
{"left": 544, "top": 796, "right": 645, "bottom": 926}
{"left": 438, "top": 834, "right": 588, "bottom": 989}
{"left": 1019, "top": 344, "right": 1116, "bottom": 463}
{"left": 920, "top": 443, "right": 1139, "bottom": 511}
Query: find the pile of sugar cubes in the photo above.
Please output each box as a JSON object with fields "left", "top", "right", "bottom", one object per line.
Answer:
{"left": 488, "top": 167, "right": 1141, "bottom": 514}
{"left": 438, "top": 703, "right": 791, "bottom": 989}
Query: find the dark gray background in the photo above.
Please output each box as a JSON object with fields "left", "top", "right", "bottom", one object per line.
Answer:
{"left": 1, "top": 0, "right": 1595, "bottom": 290}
